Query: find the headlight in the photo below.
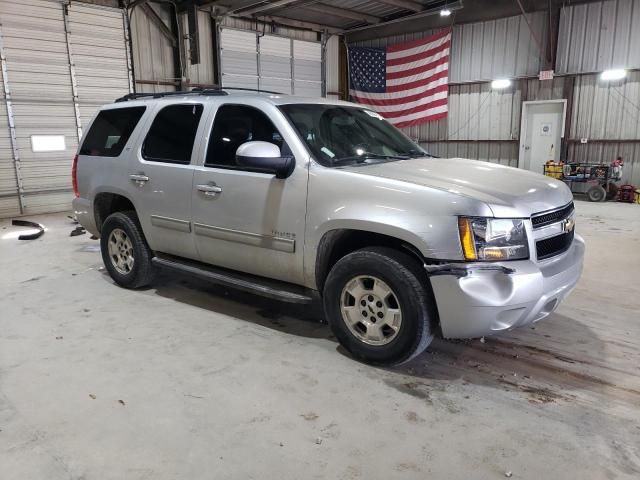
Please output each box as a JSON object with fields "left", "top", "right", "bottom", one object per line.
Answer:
{"left": 458, "top": 217, "right": 529, "bottom": 261}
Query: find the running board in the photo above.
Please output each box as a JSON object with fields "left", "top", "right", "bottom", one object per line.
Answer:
{"left": 152, "top": 255, "right": 313, "bottom": 304}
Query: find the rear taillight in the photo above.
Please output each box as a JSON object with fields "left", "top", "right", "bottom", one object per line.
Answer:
{"left": 72, "top": 154, "right": 79, "bottom": 198}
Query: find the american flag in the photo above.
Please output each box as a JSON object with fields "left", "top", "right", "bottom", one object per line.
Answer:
{"left": 348, "top": 30, "right": 451, "bottom": 128}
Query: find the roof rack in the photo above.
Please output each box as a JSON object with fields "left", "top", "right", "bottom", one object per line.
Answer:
{"left": 114, "top": 87, "right": 283, "bottom": 103}
{"left": 222, "top": 87, "right": 283, "bottom": 95}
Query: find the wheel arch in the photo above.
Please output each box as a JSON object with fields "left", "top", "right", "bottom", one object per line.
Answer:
{"left": 314, "top": 228, "right": 428, "bottom": 294}
{"left": 93, "top": 191, "right": 137, "bottom": 234}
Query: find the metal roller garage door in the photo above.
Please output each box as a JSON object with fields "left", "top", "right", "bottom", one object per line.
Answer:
{"left": 220, "top": 28, "right": 323, "bottom": 96}
{"left": 293, "top": 39, "right": 322, "bottom": 97}
{"left": 220, "top": 29, "right": 258, "bottom": 90}
{"left": 0, "top": 0, "right": 131, "bottom": 218}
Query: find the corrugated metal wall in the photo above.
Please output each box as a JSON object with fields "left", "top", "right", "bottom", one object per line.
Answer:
{"left": 449, "top": 12, "right": 547, "bottom": 83}
{"left": 416, "top": 82, "right": 523, "bottom": 167}
{"left": 568, "top": 72, "right": 640, "bottom": 185}
{"left": 130, "top": 4, "right": 175, "bottom": 93}
{"left": 571, "top": 71, "right": 640, "bottom": 140}
{"left": 556, "top": 0, "right": 640, "bottom": 74}
{"left": 349, "top": 6, "right": 640, "bottom": 186}
{"left": 182, "top": 9, "right": 215, "bottom": 86}
{"left": 352, "top": 11, "right": 548, "bottom": 84}
{"left": 414, "top": 78, "right": 568, "bottom": 167}
{"left": 128, "top": 10, "right": 323, "bottom": 92}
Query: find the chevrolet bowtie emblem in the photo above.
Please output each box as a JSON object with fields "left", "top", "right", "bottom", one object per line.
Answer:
{"left": 562, "top": 217, "right": 575, "bottom": 233}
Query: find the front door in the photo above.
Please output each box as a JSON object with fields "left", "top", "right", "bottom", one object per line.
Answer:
{"left": 191, "top": 103, "right": 308, "bottom": 284}
{"left": 519, "top": 101, "right": 566, "bottom": 175}
{"left": 128, "top": 102, "right": 206, "bottom": 259}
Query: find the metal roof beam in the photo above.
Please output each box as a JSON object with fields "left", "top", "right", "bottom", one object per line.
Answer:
{"left": 233, "top": 0, "right": 304, "bottom": 16}
{"left": 140, "top": 2, "right": 177, "bottom": 46}
{"left": 372, "top": 0, "right": 423, "bottom": 13}
{"left": 247, "top": 13, "right": 342, "bottom": 32}
{"left": 301, "top": 4, "right": 381, "bottom": 24}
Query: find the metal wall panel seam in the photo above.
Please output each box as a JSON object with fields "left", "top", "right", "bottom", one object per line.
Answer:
{"left": 256, "top": 29, "right": 261, "bottom": 91}
{"left": 321, "top": 31, "right": 327, "bottom": 97}
{"left": 290, "top": 37, "right": 295, "bottom": 94}
{"left": 215, "top": 20, "right": 223, "bottom": 86}
{"left": 0, "top": 23, "right": 24, "bottom": 213}
{"left": 62, "top": 3, "right": 83, "bottom": 141}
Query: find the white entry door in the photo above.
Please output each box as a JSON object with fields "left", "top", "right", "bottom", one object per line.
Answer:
{"left": 519, "top": 100, "right": 566, "bottom": 175}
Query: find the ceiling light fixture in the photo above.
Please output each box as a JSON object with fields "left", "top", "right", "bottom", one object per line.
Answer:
{"left": 601, "top": 69, "right": 626, "bottom": 81}
{"left": 491, "top": 79, "right": 511, "bottom": 89}
{"left": 440, "top": 8, "right": 452, "bottom": 16}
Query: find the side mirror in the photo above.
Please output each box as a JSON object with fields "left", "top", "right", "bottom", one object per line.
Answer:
{"left": 235, "top": 141, "right": 295, "bottom": 179}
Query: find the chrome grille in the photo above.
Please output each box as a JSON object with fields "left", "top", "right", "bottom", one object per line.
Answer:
{"left": 531, "top": 202, "right": 574, "bottom": 229}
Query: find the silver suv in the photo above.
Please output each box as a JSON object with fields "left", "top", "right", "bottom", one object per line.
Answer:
{"left": 72, "top": 89, "right": 584, "bottom": 365}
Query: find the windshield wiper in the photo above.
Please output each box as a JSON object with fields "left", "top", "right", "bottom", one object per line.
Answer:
{"left": 332, "top": 153, "right": 410, "bottom": 165}
{"left": 397, "top": 149, "right": 429, "bottom": 158}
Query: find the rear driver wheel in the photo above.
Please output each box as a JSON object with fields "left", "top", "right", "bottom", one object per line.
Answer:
{"left": 100, "top": 211, "right": 156, "bottom": 288}
{"left": 323, "top": 247, "right": 437, "bottom": 365}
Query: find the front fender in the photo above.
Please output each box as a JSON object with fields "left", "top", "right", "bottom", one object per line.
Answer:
{"left": 302, "top": 163, "right": 493, "bottom": 289}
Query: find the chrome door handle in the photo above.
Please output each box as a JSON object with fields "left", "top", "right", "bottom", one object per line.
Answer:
{"left": 130, "top": 174, "right": 149, "bottom": 184}
{"left": 196, "top": 184, "right": 223, "bottom": 196}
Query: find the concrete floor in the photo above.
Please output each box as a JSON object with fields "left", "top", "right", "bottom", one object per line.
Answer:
{"left": 1, "top": 200, "right": 639, "bottom": 479}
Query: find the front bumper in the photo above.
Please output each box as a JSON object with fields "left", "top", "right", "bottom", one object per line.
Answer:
{"left": 429, "top": 234, "right": 585, "bottom": 339}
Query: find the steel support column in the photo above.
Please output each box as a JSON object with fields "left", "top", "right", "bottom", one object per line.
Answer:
{"left": 62, "top": 3, "right": 84, "bottom": 141}
{"left": 123, "top": 6, "right": 136, "bottom": 93}
{"left": 0, "top": 24, "right": 25, "bottom": 213}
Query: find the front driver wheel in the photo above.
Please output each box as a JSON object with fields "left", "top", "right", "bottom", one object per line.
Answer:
{"left": 100, "top": 210, "right": 156, "bottom": 289}
{"left": 323, "top": 247, "right": 437, "bottom": 365}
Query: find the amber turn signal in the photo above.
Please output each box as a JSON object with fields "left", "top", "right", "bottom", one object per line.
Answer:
{"left": 458, "top": 217, "right": 477, "bottom": 261}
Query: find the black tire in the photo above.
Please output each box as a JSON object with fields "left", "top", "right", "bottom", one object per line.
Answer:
{"left": 587, "top": 185, "right": 606, "bottom": 202}
{"left": 100, "top": 210, "right": 156, "bottom": 289}
{"left": 323, "top": 247, "right": 437, "bottom": 366}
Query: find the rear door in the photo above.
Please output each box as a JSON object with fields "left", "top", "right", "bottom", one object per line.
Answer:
{"left": 128, "top": 101, "right": 207, "bottom": 259}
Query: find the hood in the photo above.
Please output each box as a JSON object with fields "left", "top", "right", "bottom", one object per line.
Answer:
{"left": 343, "top": 157, "right": 573, "bottom": 217}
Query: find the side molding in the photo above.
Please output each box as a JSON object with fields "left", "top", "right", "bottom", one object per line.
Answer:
{"left": 193, "top": 223, "right": 295, "bottom": 253}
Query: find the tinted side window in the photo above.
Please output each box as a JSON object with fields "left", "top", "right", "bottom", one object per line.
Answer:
{"left": 80, "top": 107, "right": 145, "bottom": 157}
{"left": 206, "top": 105, "right": 284, "bottom": 168}
{"left": 142, "top": 104, "right": 204, "bottom": 164}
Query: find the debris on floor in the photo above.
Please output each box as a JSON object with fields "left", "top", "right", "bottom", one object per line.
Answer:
{"left": 11, "top": 219, "right": 45, "bottom": 240}
{"left": 70, "top": 226, "right": 86, "bottom": 237}
{"left": 89, "top": 394, "right": 96, "bottom": 400}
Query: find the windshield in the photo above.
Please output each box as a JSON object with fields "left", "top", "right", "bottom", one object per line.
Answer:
{"left": 279, "top": 104, "right": 428, "bottom": 167}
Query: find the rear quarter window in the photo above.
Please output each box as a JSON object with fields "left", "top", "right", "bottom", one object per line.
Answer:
{"left": 80, "top": 106, "right": 146, "bottom": 157}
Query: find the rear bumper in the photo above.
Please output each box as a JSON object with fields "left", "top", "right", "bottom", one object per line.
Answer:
{"left": 72, "top": 197, "right": 99, "bottom": 237}
{"left": 430, "top": 234, "right": 585, "bottom": 339}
